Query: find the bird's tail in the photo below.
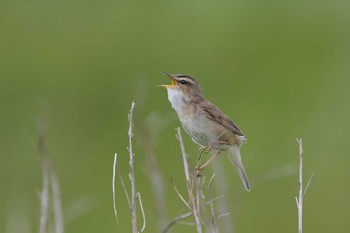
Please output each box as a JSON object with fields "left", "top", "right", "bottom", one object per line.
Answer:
{"left": 227, "top": 145, "right": 250, "bottom": 191}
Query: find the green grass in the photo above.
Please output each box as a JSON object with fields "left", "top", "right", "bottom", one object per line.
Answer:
{"left": 1, "top": 0, "right": 350, "bottom": 232}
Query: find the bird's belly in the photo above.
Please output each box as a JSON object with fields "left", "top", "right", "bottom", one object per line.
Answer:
{"left": 182, "top": 122, "right": 209, "bottom": 146}
{"left": 181, "top": 115, "right": 217, "bottom": 147}
{"left": 175, "top": 105, "right": 234, "bottom": 150}
{"left": 180, "top": 115, "right": 236, "bottom": 152}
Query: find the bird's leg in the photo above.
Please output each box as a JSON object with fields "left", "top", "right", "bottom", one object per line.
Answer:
{"left": 205, "top": 142, "right": 215, "bottom": 153}
{"left": 197, "top": 147, "right": 206, "bottom": 168}
{"left": 196, "top": 140, "right": 229, "bottom": 172}
{"left": 197, "top": 142, "right": 215, "bottom": 168}
{"left": 197, "top": 143, "right": 214, "bottom": 167}
{"left": 195, "top": 140, "right": 230, "bottom": 175}
{"left": 198, "top": 145, "right": 208, "bottom": 157}
{"left": 194, "top": 150, "right": 221, "bottom": 176}
{"left": 198, "top": 142, "right": 214, "bottom": 154}
{"left": 205, "top": 140, "right": 230, "bottom": 153}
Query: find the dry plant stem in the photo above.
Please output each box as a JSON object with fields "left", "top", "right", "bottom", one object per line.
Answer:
{"left": 136, "top": 193, "right": 146, "bottom": 232}
{"left": 139, "top": 119, "right": 167, "bottom": 231}
{"left": 51, "top": 170, "right": 64, "bottom": 233}
{"left": 195, "top": 176, "right": 202, "bottom": 225}
{"left": 162, "top": 212, "right": 192, "bottom": 233}
{"left": 37, "top": 115, "right": 64, "bottom": 233}
{"left": 112, "top": 153, "right": 118, "bottom": 224}
{"left": 146, "top": 153, "right": 167, "bottom": 231}
{"left": 217, "top": 213, "right": 232, "bottom": 220}
{"left": 38, "top": 120, "right": 49, "bottom": 233}
{"left": 128, "top": 101, "right": 138, "bottom": 233}
{"left": 304, "top": 173, "right": 314, "bottom": 197}
{"left": 176, "top": 128, "right": 203, "bottom": 233}
{"left": 211, "top": 160, "right": 234, "bottom": 233}
{"left": 170, "top": 177, "right": 191, "bottom": 209}
{"left": 295, "top": 138, "right": 315, "bottom": 233}
{"left": 208, "top": 174, "right": 218, "bottom": 233}
{"left": 39, "top": 156, "right": 49, "bottom": 233}
{"left": 296, "top": 138, "right": 303, "bottom": 233}
{"left": 116, "top": 168, "right": 131, "bottom": 208}
{"left": 298, "top": 138, "right": 303, "bottom": 233}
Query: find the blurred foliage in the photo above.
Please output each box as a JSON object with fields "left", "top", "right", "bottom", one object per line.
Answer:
{"left": 1, "top": 0, "right": 350, "bottom": 232}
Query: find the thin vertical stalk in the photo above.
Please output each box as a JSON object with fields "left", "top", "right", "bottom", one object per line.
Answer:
{"left": 176, "top": 128, "right": 202, "bottom": 233}
{"left": 296, "top": 138, "right": 303, "bottom": 233}
{"left": 128, "top": 101, "right": 137, "bottom": 233}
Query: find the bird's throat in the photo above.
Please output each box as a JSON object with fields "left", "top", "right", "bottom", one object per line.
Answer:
{"left": 167, "top": 88, "right": 189, "bottom": 114}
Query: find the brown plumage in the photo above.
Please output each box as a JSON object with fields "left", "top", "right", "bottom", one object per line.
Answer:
{"left": 160, "top": 73, "right": 250, "bottom": 191}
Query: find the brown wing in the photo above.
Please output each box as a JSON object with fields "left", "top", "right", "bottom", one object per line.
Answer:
{"left": 200, "top": 100, "right": 244, "bottom": 136}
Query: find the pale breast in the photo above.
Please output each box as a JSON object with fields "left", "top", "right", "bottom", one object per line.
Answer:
{"left": 167, "top": 88, "right": 239, "bottom": 149}
{"left": 181, "top": 109, "right": 242, "bottom": 150}
{"left": 181, "top": 113, "right": 210, "bottom": 147}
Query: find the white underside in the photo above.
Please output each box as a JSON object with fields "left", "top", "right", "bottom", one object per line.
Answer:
{"left": 166, "top": 87, "right": 250, "bottom": 190}
{"left": 167, "top": 88, "right": 243, "bottom": 149}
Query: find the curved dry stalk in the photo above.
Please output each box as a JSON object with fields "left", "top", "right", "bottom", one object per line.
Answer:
{"left": 136, "top": 193, "right": 146, "bottom": 232}
{"left": 112, "top": 153, "right": 118, "bottom": 224}
{"left": 170, "top": 177, "right": 191, "bottom": 209}
{"left": 217, "top": 213, "right": 231, "bottom": 220}
{"left": 116, "top": 167, "right": 131, "bottom": 208}
{"left": 162, "top": 212, "right": 192, "bottom": 233}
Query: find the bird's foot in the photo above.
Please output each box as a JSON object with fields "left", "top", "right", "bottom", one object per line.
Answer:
{"left": 205, "top": 142, "right": 215, "bottom": 153}
{"left": 197, "top": 145, "right": 212, "bottom": 167}
{"left": 194, "top": 166, "right": 204, "bottom": 177}
{"left": 198, "top": 143, "right": 214, "bottom": 156}
{"left": 198, "top": 146, "right": 208, "bottom": 154}
{"left": 195, "top": 150, "right": 222, "bottom": 177}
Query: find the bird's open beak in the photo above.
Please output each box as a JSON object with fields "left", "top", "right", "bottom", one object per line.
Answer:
{"left": 158, "top": 72, "right": 177, "bottom": 88}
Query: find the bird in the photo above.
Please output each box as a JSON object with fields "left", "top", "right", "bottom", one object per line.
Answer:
{"left": 159, "top": 72, "right": 250, "bottom": 191}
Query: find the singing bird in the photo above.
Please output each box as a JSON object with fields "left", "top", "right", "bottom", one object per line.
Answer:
{"left": 159, "top": 72, "right": 250, "bottom": 191}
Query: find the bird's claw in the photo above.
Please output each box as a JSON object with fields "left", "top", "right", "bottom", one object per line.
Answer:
{"left": 198, "top": 146, "right": 209, "bottom": 154}
{"left": 194, "top": 167, "right": 204, "bottom": 177}
{"left": 198, "top": 143, "right": 214, "bottom": 154}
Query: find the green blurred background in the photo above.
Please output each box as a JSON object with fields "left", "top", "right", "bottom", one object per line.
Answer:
{"left": 1, "top": 0, "right": 350, "bottom": 232}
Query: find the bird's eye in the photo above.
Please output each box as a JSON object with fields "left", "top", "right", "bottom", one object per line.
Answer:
{"left": 179, "top": 80, "right": 187, "bottom": 85}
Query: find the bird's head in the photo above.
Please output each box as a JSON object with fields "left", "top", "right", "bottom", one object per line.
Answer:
{"left": 159, "top": 72, "right": 201, "bottom": 97}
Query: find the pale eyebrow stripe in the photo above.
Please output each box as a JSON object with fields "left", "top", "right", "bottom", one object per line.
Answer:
{"left": 176, "top": 75, "right": 195, "bottom": 82}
